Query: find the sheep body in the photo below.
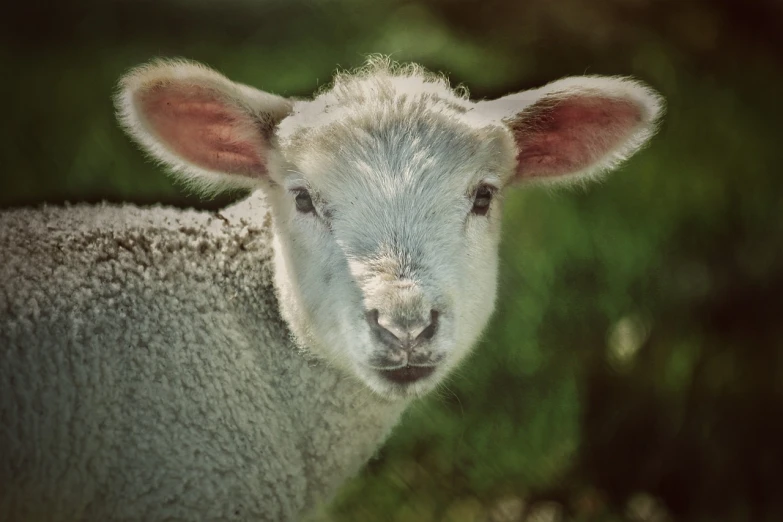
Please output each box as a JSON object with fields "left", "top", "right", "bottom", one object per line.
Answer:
{"left": 0, "top": 194, "right": 405, "bottom": 521}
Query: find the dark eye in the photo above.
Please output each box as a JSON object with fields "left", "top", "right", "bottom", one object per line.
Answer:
{"left": 471, "top": 185, "right": 494, "bottom": 216}
{"left": 294, "top": 190, "right": 315, "bottom": 214}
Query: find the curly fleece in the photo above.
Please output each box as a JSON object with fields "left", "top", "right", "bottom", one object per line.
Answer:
{"left": 0, "top": 194, "right": 406, "bottom": 521}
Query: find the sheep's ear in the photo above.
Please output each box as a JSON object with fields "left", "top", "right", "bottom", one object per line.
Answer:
{"left": 116, "top": 59, "right": 293, "bottom": 195}
{"left": 477, "top": 76, "right": 664, "bottom": 184}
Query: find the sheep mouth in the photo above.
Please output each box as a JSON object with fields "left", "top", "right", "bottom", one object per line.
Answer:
{"left": 377, "top": 365, "right": 435, "bottom": 384}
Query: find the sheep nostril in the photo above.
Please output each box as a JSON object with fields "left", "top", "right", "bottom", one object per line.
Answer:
{"left": 366, "top": 309, "right": 380, "bottom": 327}
{"left": 366, "top": 309, "right": 404, "bottom": 348}
{"left": 415, "top": 310, "right": 439, "bottom": 342}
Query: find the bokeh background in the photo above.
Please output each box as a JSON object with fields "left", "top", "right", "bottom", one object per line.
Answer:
{"left": 3, "top": 1, "right": 783, "bottom": 520}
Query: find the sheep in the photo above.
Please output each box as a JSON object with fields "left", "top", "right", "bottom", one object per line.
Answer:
{"left": 0, "top": 57, "right": 664, "bottom": 521}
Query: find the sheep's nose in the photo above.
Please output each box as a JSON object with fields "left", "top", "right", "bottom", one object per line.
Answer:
{"left": 366, "top": 309, "right": 439, "bottom": 350}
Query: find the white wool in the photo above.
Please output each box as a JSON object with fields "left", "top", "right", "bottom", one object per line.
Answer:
{"left": 0, "top": 197, "right": 405, "bottom": 521}
{"left": 1, "top": 56, "right": 663, "bottom": 521}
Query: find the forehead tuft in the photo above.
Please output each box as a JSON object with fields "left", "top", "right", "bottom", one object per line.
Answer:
{"left": 325, "top": 57, "right": 469, "bottom": 108}
{"left": 277, "top": 57, "right": 479, "bottom": 145}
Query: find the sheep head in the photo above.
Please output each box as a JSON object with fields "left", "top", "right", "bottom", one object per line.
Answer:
{"left": 117, "top": 57, "right": 663, "bottom": 400}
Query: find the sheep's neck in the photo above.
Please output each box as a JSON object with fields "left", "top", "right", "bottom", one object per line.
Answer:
{"left": 288, "top": 357, "right": 410, "bottom": 511}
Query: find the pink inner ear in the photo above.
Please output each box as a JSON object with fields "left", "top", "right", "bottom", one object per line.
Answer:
{"left": 513, "top": 96, "right": 642, "bottom": 179}
{"left": 138, "top": 83, "right": 267, "bottom": 177}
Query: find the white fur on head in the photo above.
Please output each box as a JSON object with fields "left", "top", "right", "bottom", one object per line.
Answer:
{"left": 116, "top": 59, "right": 293, "bottom": 195}
{"left": 475, "top": 75, "right": 664, "bottom": 185}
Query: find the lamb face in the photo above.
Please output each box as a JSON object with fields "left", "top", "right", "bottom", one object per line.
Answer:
{"left": 117, "top": 58, "right": 663, "bottom": 400}
{"left": 268, "top": 86, "right": 516, "bottom": 398}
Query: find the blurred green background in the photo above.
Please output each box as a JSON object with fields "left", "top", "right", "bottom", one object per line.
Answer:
{"left": 3, "top": 1, "right": 783, "bottom": 520}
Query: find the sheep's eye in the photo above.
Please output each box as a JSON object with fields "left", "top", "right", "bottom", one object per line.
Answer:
{"left": 471, "top": 185, "right": 494, "bottom": 216}
{"left": 294, "top": 190, "right": 315, "bottom": 214}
